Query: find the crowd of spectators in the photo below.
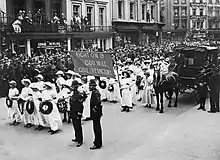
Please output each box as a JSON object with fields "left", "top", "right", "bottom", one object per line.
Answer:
{"left": 0, "top": 40, "right": 220, "bottom": 97}
{"left": 11, "top": 9, "right": 91, "bottom": 33}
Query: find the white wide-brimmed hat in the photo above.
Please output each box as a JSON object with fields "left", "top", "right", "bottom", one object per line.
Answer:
{"left": 30, "top": 83, "right": 40, "bottom": 90}
{"left": 66, "top": 70, "right": 75, "bottom": 75}
{"left": 21, "top": 79, "right": 31, "bottom": 85}
{"left": 9, "top": 80, "right": 17, "bottom": 85}
{"left": 56, "top": 70, "right": 64, "bottom": 75}
{"left": 36, "top": 74, "right": 44, "bottom": 80}
{"left": 44, "top": 82, "right": 54, "bottom": 89}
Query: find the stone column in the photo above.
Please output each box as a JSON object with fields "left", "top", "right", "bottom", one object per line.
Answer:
{"left": 26, "top": 39, "right": 31, "bottom": 57}
{"left": 45, "top": 0, "right": 51, "bottom": 20}
{"left": 67, "top": 37, "right": 71, "bottom": 51}
{"left": 81, "top": 39, "right": 85, "bottom": 49}
{"left": 11, "top": 41, "right": 15, "bottom": 53}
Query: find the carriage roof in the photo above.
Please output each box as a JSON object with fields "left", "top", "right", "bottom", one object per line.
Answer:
{"left": 174, "top": 46, "right": 218, "bottom": 53}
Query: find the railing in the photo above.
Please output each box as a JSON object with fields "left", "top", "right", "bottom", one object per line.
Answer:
{"left": 7, "top": 24, "right": 115, "bottom": 34}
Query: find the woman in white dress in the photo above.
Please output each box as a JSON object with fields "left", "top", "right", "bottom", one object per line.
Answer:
{"left": 7, "top": 80, "right": 21, "bottom": 126}
{"left": 108, "top": 78, "right": 121, "bottom": 103}
{"left": 142, "top": 71, "right": 155, "bottom": 108}
{"left": 56, "top": 71, "right": 65, "bottom": 93}
{"left": 30, "top": 83, "right": 47, "bottom": 131}
{"left": 57, "top": 81, "right": 72, "bottom": 123}
{"left": 81, "top": 76, "right": 91, "bottom": 121}
{"left": 20, "top": 79, "right": 34, "bottom": 128}
{"left": 120, "top": 70, "right": 133, "bottom": 112}
{"left": 41, "top": 82, "right": 62, "bottom": 135}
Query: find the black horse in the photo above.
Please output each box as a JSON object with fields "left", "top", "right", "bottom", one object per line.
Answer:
{"left": 153, "top": 69, "right": 179, "bottom": 113}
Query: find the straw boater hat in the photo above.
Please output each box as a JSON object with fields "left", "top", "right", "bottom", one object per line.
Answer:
{"left": 9, "top": 80, "right": 17, "bottom": 86}
{"left": 30, "top": 83, "right": 40, "bottom": 90}
{"left": 56, "top": 71, "right": 64, "bottom": 75}
{"left": 21, "top": 79, "right": 31, "bottom": 85}
{"left": 36, "top": 74, "right": 44, "bottom": 80}
{"left": 66, "top": 70, "right": 75, "bottom": 75}
{"left": 75, "top": 72, "right": 81, "bottom": 78}
{"left": 44, "top": 82, "right": 54, "bottom": 89}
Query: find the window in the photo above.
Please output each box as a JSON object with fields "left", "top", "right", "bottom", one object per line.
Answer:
{"left": 182, "top": 7, "right": 187, "bottom": 17}
{"left": 73, "top": 5, "right": 80, "bottom": 17}
{"left": 174, "top": 0, "right": 179, "bottom": 4}
{"left": 182, "top": 19, "right": 187, "bottom": 28}
{"left": 87, "top": 6, "right": 93, "bottom": 25}
{"left": 142, "top": 4, "right": 145, "bottom": 20}
{"left": 130, "top": 2, "right": 134, "bottom": 19}
{"left": 99, "top": 8, "right": 104, "bottom": 26}
{"left": 200, "top": 9, "right": 203, "bottom": 16}
{"left": 181, "top": 0, "right": 186, "bottom": 4}
{"left": 174, "top": 7, "right": 179, "bottom": 17}
{"left": 118, "top": 0, "right": 123, "bottom": 19}
{"left": 174, "top": 19, "right": 179, "bottom": 29}
{"left": 193, "top": 20, "right": 196, "bottom": 28}
{"left": 192, "top": 8, "right": 196, "bottom": 16}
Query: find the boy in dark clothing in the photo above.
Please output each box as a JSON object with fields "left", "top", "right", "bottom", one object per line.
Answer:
{"left": 197, "top": 82, "right": 208, "bottom": 111}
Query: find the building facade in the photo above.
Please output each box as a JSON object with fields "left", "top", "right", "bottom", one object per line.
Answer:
{"left": 161, "top": 0, "right": 190, "bottom": 41}
{"left": 189, "top": 0, "right": 208, "bottom": 39}
{"left": 112, "top": 0, "right": 165, "bottom": 46}
{"left": 207, "top": 0, "right": 220, "bottom": 40}
{"left": 0, "top": 0, "right": 115, "bottom": 57}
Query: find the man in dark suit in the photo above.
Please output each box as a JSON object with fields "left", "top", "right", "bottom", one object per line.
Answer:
{"left": 208, "top": 66, "right": 220, "bottom": 113}
{"left": 70, "top": 80, "right": 86, "bottom": 147}
{"left": 89, "top": 79, "right": 103, "bottom": 150}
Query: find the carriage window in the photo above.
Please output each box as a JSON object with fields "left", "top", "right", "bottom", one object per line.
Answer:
{"left": 188, "top": 58, "right": 194, "bottom": 65}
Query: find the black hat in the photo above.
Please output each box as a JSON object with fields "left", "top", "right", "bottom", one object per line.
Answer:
{"left": 72, "top": 80, "right": 81, "bottom": 86}
{"left": 89, "top": 79, "right": 97, "bottom": 86}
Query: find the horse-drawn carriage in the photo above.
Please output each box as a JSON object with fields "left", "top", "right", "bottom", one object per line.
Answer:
{"left": 174, "top": 45, "right": 219, "bottom": 93}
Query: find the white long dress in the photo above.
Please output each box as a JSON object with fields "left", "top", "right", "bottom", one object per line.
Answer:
{"left": 100, "top": 77, "right": 109, "bottom": 100}
{"left": 56, "top": 77, "right": 65, "bottom": 92}
{"left": 32, "top": 91, "right": 48, "bottom": 126}
{"left": 8, "top": 88, "right": 21, "bottom": 122}
{"left": 20, "top": 87, "right": 34, "bottom": 125}
{"left": 120, "top": 78, "right": 132, "bottom": 107}
{"left": 142, "top": 76, "right": 155, "bottom": 105}
{"left": 108, "top": 78, "right": 121, "bottom": 102}
{"left": 130, "top": 73, "right": 137, "bottom": 105}
{"left": 81, "top": 82, "right": 91, "bottom": 119}
{"left": 41, "top": 89, "right": 62, "bottom": 131}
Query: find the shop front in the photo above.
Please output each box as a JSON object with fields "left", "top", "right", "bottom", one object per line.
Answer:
{"left": 113, "top": 21, "right": 164, "bottom": 47}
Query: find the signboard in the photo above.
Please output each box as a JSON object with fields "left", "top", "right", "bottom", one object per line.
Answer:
{"left": 70, "top": 51, "right": 115, "bottom": 78}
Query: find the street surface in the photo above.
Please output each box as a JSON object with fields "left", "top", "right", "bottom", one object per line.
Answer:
{"left": 0, "top": 94, "right": 219, "bottom": 160}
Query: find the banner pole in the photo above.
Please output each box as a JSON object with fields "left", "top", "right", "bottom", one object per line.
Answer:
{"left": 115, "top": 52, "right": 122, "bottom": 96}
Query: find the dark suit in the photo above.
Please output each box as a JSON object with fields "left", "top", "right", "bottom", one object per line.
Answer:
{"left": 209, "top": 76, "right": 220, "bottom": 112}
{"left": 197, "top": 84, "right": 208, "bottom": 109}
{"left": 90, "top": 89, "right": 103, "bottom": 147}
{"left": 70, "top": 90, "right": 86, "bottom": 143}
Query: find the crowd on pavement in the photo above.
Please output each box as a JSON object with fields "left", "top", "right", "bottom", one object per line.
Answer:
{"left": 2, "top": 40, "right": 220, "bottom": 149}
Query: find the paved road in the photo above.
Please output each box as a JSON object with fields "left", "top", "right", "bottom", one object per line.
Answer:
{"left": 0, "top": 94, "right": 200, "bottom": 160}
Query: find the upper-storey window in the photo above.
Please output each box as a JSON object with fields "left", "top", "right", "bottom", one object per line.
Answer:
{"left": 130, "top": 2, "right": 134, "bottom": 19}
{"left": 118, "top": 0, "right": 124, "bottom": 19}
